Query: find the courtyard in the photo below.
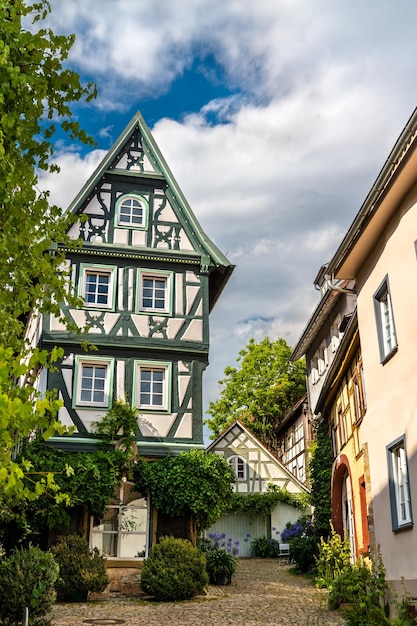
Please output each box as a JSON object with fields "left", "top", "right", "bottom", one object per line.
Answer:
{"left": 51, "top": 559, "right": 345, "bottom": 626}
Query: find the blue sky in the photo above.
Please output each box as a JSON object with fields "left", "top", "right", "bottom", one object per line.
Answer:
{"left": 39, "top": 0, "right": 417, "bottom": 439}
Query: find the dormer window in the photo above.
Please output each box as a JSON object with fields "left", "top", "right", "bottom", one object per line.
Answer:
{"left": 116, "top": 194, "right": 148, "bottom": 229}
{"left": 228, "top": 455, "right": 246, "bottom": 480}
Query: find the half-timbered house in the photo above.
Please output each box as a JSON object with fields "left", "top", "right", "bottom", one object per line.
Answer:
{"left": 33, "top": 112, "right": 234, "bottom": 566}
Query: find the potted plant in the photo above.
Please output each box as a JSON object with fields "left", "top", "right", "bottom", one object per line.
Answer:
{"left": 51, "top": 534, "right": 109, "bottom": 601}
{"left": 199, "top": 532, "right": 239, "bottom": 585}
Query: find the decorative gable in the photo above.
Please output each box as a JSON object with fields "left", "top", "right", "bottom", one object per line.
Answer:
{"left": 207, "top": 421, "right": 309, "bottom": 496}
{"left": 64, "top": 113, "right": 233, "bottom": 281}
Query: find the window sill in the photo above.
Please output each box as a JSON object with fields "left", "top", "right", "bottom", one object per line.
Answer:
{"left": 393, "top": 521, "right": 413, "bottom": 533}
{"left": 74, "top": 404, "right": 110, "bottom": 410}
{"left": 381, "top": 345, "right": 398, "bottom": 365}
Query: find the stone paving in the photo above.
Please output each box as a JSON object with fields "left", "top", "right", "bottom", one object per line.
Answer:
{"left": 50, "top": 559, "right": 346, "bottom": 626}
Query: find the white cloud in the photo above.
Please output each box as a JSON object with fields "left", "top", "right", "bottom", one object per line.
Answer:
{"left": 40, "top": 0, "right": 417, "bottom": 438}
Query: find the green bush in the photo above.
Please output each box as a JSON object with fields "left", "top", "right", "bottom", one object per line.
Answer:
{"left": 282, "top": 519, "right": 320, "bottom": 573}
{"left": 328, "top": 551, "right": 389, "bottom": 625}
{"left": 328, "top": 561, "right": 373, "bottom": 610}
{"left": 51, "top": 534, "right": 109, "bottom": 600}
{"left": 140, "top": 536, "right": 208, "bottom": 601}
{"left": 0, "top": 546, "right": 59, "bottom": 626}
{"left": 315, "top": 525, "right": 352, "bottom": 588}
{"left": 250, "top": 536, "right": 280, "bottom": 558}
{"left": 203, "top": 547, "right": 237, "bottom": 585}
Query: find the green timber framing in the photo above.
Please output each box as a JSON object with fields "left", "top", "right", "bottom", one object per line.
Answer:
{"left": 37, "top": 111, "right": 234, "bottom": 456}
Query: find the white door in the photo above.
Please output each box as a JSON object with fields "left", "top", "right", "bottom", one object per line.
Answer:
{"left": 342, "top": 472, "right": 355, "bottom": 560}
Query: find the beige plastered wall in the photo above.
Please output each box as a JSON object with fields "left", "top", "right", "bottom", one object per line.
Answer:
{"left": 355, "top": 184, "right": 417, "bottom": 595}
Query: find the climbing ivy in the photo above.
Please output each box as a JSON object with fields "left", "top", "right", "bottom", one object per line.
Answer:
{"left": 134, "top": 449, "right": 235, "bottom": 530}
{"left": 309, "top": 418, "right": 332, "bottom": 537}
{"left": 225, "top": 486, "right": 308, "bottom": 518}
{"left": 0, "top": 439, "right": 125, "bottom": 553}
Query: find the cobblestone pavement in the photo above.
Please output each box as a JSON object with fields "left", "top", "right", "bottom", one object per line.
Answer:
{"left": 50, "top": 559, "right": 346, "bottom": 626}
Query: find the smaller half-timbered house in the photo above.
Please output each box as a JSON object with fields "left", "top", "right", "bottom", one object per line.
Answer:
{"left": 206, "top": 421, "right": 309, "bottom": 557}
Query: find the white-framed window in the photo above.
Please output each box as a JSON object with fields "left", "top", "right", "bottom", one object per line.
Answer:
{"left": 116, "top": 194, "right": 148, "bottom": 229}
{"left": 374, "top": 277, "right": 397, "bottom": 362}
{"left": 330, "top": 315, "right": 341, "bottom": 352}
{"left": 387, "top": 437, "right": 413, "bottom": 531}
{"left": 91, "top": 481, "right": 148, "bottom": 559}
{"left": 137, "top": 270, "right": 172, "bottom": 315}
{"left": 228, "top": 455, "right": 246, "bottom": 480}
{"left": 73, "top": 356, "right": 114, "bottom": 408}
{"left": 79, "top": 264, "right": 116, "bottom": 309}
{"left": 310, "top": 354, "right": 319, "bottom": 384}
{"left": 352, "top": 365, "right": 366, "bottom": 424}
{"left": 317, "top": 340, "right": 328, "bottom": 376}
{"left": 133, "top": 361, "right": 171, "bottom": 411}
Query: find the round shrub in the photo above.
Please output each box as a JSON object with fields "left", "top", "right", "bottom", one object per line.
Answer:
{"left": 51, "top": 534, "right": 109, "bottom": 600}
{"left": 0, "top": 546, "right": 59, "bottom": 626}
{"left": 140, "top": 536, "right": 208, "bottom": 601}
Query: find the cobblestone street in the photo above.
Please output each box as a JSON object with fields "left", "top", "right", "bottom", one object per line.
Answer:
{"left": 51, "top": 559, "right": 346, "bottom": 626}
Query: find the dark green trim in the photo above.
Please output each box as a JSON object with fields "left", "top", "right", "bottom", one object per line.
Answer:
{"left": 41, "top": 332, "right": 209, "bottom": 353}
{"left": 59, "top": 244, "right": 202, "bottom": 265}
{"left": 48, "top": 367, "right": 88, "bottom": 433}
{"left": 47, "top": 437, "right": 204, "bottom": 456}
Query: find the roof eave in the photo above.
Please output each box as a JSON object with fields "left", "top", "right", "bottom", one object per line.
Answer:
{"left": 290, "top": 289, "right": 341, "bottom": 361}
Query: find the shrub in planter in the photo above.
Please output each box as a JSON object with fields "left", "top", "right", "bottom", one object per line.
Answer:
{"left": 199, "top": 532, "right": 239, "bottom": 585}
{"left": 0, "top": 546, "right": 59, "bottom": 626}
{"left": 250, "top": 536, "right": 280, "bottom": 558}
{"left": 328, "top": 551, "right": 389, "bottom": 625}
{"left": 204, "top": 547, "right": 237, "bottom": 585}
{"left": 51, "top": 534, "right": 109, "bottom": 601}
{"left": 140, "top": 536, "right": 208, "bottom": 601}
{"left": 328, "top": 562, "right": 372, "bottom": 610}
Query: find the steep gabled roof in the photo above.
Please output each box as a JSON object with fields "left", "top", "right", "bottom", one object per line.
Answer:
{"left": 65, "top": 111, "right": 234, "bottom": 310}
{"left": 207, "top": 420, "right": 309, "bottom": 493}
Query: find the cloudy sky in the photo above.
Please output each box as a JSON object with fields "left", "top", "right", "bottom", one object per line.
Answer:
{"left": 39, "top": 0, "right": 417, "bottom": 438}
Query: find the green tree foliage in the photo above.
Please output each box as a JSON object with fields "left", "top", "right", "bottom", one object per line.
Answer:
{"left": 0, "top": 0, "right": 96, "bottom": 347}
{"left": 0, "top": 0, "right": 96, "bottom": 506}
{"left": 0, "top": 347, "right": 67, "bottom": 506}
{"left": 135, "top": 449, "right": 235, "bottom": 531}
{"left": 309, "top": 418, "right": 333, "bottom": 537}
{"left": 225, "top": 486, "right": 306, "bottom": 518}
{"left": 205, "top": 337, "right": 306, "bottom": 448}
{"left": 0, "top": 439, "right": 124, "bottom": 553}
